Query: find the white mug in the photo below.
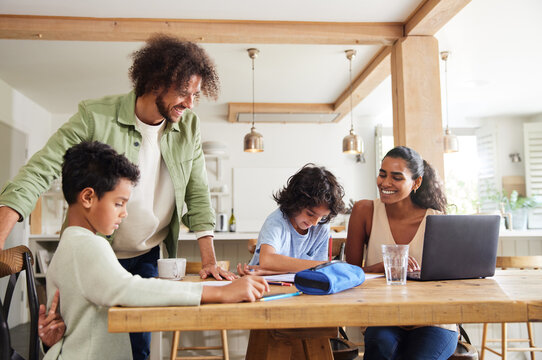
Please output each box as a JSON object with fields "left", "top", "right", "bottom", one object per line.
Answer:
{"left": 158, "top": 258, "right": 186, "bottom": 280}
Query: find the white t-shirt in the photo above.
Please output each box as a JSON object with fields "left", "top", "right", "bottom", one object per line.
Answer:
{"left": 249, "top": 208, "right": 330, "bottom": 266}
{"left": 112, "top": 117, "right": 175, "bottom": 259}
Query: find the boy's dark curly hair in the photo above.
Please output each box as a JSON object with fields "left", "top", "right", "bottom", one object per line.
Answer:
{"left": 384, "top": 146, "right": 447, "bottom": 213}
{"left": 129, "top": 34, "right": 220, "bottom": 99}
{"left": 62, "top": 141, "right": 140, "bottom": 205}
{"left": 273, "top": 164, "right": 346, "bottom": 223}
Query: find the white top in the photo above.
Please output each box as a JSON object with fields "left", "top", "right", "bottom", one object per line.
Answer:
{"left": 45, "top": 226, "right": 203, "bottom": 360}
{"left": 364, "top": 199, "right": 456, "bottom": 332}
{"left": 112, "top": 117, "right": 176, "bottom": 259}
{"left": 365, "top": 199, "right": 437, "bottom": 266}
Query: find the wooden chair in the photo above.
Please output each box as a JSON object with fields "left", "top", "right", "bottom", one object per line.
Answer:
{"left": 247, "top": 239, "right": 257, "bottom": 255}
{"left": 330, "top": 237, "right": 346, "bottom": 261}
{"left": 170, "top": 261, "right": 230, "bottom": 360}
{"left": 0, "top": 245, "right": 40, "bottom": 360}
{"left": 480, "top": 256, "right": 542, "bottom": 360}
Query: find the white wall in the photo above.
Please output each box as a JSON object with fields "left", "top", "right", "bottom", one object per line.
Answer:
{"left": 0, "top": 78, "right": 54, "bottom": 327}
{"left": 0, "top": 78, "right": 53, "bottom": 156}
{"left": 198, "top": 112, "right": 379, "bottom": 229}
{"left": 491, "top": 115, "right": 527, "bottom": 178}
{"left": 477, "top": 114, "right": 542, "bottom": 181}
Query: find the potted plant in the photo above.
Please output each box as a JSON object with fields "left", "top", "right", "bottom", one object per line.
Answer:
{"left": 503, "top": 190, "right": 538, "bottom": 230}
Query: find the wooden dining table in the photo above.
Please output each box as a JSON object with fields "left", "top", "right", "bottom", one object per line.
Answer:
{"left": 108, "top": 270, "right": 542, "bottom": 359}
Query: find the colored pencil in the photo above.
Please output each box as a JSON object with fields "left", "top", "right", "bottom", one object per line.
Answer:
{"left": 259, "top": 291, "right": 302, "bottom": 302}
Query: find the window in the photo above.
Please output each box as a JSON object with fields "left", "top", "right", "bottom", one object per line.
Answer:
{"left": 444, "top": 136, "right": 480, "bottom": 214}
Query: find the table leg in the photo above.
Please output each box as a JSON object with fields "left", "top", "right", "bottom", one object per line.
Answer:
{"left": 246, "top": 328, "right": 335, "bottom": 360}
{"left": 302, "top": 337, "right": 334, "bottom": 360}
{"left": 246, "top": 329, "right": 292, "bottom": 360}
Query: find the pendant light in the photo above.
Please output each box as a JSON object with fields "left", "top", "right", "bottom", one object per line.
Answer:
{"left": 243, "top": 48, "right": 264, "bottom": 153}
{"left": 342, "top": 49, "right": 363, "bottom": 154}
{"left": 441, "top": 51, "right": 459, "bottom": 153}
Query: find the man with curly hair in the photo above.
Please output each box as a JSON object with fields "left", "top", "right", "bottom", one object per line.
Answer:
{"left": 0, "top": 34, "right": 233, "bottom": 359}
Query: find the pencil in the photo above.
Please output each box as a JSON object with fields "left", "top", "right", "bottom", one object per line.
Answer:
{"left": 267, "top": 281, "right": 293, "bottom": 286}
{"left": 259, "top": 291, "right": 302, "bottom": 302}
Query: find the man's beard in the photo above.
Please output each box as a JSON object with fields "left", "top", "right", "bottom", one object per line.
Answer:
{"left": 155, "top": 94, "right": 172, "bottom": 123}
{"left": 155, "top": 94, "right": 182, "bottom": 124}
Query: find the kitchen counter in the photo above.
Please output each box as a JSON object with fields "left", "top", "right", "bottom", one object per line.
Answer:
{"left": 178, "top": 232, "right": 259, "bottom": 241}
{"left": 499, "top": 229, "right": 542, "bottom": 238}
{"left": 177, "top": 231, "right": 347, "bottom": 241}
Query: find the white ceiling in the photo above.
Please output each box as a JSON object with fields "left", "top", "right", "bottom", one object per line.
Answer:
{"left": 1, "top": 0, "right": 541, "bottom": 125}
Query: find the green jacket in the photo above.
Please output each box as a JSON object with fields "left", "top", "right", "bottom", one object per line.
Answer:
{"left": 0, "top": 91, "right": 215, "bottom": 257}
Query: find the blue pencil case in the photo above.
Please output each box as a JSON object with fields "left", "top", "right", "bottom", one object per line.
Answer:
{"left": 294, "top": 260, "right": 365, "bottom": 295}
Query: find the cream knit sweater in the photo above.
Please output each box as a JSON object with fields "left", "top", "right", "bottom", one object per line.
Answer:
{"left": 44, "top": 226, "right": 203, "bottom": 360}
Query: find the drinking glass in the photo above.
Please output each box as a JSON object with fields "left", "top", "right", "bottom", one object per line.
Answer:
{"left": 382, "top": 244, "right": 409, "bottom": 285}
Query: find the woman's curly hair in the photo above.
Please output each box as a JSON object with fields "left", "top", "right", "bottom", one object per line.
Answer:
{"left": 384, "top": 146, "right": 447, "bottom": 213}
{"left": 129, "top": 34, "right": 220, "bottom": 99}
{"left": 273, "top": 164, "right": 346, "bottom": 223}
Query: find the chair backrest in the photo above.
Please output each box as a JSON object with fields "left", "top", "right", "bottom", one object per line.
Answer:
{"left": 185, "top": 261, "right": 230, "bottom": 275}
{"left": 0, "top": 245, "right": 40, "bottom": 360}
{"left": 331, "top": 238, "right": 347, "bottom": 261}
{"left": 247, "top": 239, "right": 258, "bottom": 255}
{"left": 496, "top": 256, "right": 542, "bottom": 270}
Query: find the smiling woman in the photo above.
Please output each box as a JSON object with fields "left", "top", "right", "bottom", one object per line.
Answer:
{"left": 346, "top": 146, "right": 447, "bottom": 272}
{"left": 346, "top": 146, "right": 457, "bottom": 360}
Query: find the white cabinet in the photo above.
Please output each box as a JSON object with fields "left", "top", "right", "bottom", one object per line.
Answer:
{"left": 28, "top": 234, "right": 59, "bottom": 279}
{"left": 27, "top": 181, "right": 65, "bottom": 302}
{"left": 29, "top": 178, "right": 67, "bottom": 236}
{"left": 205, "top": 154, "right": 229, "bottom": 213}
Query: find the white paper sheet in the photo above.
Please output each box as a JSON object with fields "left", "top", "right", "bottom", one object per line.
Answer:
{"left": 201, "top": 281, "right": 232, "bottom": 286}
{"left": 364, "top": 273, "right": 384, "bottom": 280}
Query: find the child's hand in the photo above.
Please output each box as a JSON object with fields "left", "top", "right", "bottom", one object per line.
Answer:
{"left": 201, "top": 276, "right": 270, "bottom": 303}
{"left": 236, "top": 263, "right": 286, "bottom": 276}
{"left": 39, "top": 289, "right": 66, "bottom": 348}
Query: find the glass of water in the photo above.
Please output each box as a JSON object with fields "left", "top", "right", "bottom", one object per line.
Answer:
{"left": 382, "top": 244, "right": 409, "bottom": 285}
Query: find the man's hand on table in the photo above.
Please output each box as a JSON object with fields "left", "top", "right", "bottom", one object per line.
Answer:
{"left": 200, "top": 263, "right": 238, "bottom": 281}
{"left": 39, "top": 290, "right": 66, "bottom": 348}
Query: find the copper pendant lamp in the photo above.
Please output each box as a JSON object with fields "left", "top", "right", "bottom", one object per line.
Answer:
{"left": 441, "top": 51, "right": 459, "bottom": 153}
{"left": 243, "top": 48, "right": 264, "bottom": 153}
{"left": 342, "top": 49, "right": 363, "bottom": 154}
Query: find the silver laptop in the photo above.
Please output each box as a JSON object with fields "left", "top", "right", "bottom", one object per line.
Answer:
{"left": 408, "top": 214, "right": 500, "bottom": 281}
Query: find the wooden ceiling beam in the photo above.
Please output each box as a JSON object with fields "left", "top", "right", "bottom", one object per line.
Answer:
{"left": 0, "top": 15, "right": 403, "bottom": 45}
{"left": 331, "top": 0, "right": 471, "bottom": 123}
{"left": 227, "top": 103, "right": 335, "bottom": 123}
{"left": 405, "top": 0, "right": 471, "bottom": 36}
{"left": 332, "top": 47, "right": 391, "bottom": 123}
{"left": 1, "top": 1, "right": 469, "bottom": 124}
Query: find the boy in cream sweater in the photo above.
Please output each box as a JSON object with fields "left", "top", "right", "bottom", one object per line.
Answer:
{"left": 44, "top": 141, "right": 268, "bottom": 359}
